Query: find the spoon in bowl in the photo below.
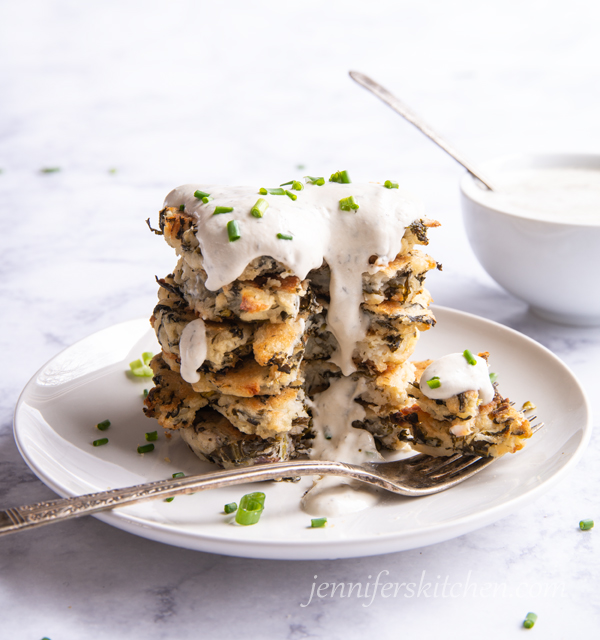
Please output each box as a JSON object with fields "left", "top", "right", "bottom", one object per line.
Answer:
{"left": 349, "top": 70, "right": 498, "bottom": 191}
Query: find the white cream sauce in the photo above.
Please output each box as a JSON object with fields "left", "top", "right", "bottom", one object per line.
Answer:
{"left": 474, "top": 168, "right": 600, "bottom": 225}
{"left": 301, "top": 377, "right": 383, "bottom": 516}
{"left": 165, "top": 182, "right": 422, "bottom": 375}
{"left": 420, "top": 352, "right": 494, "bottom": 405}
{"left": 179, "top": 318, "right": 207, "bottom": 384}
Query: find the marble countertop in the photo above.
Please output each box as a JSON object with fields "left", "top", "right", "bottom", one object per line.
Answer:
{"left": 1, "top": 1, "right": 598, "bottom": 637}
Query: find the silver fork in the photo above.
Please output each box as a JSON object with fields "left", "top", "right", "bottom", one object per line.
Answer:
{"left": 0, "top": 421, "right": 542, "bottom": 536}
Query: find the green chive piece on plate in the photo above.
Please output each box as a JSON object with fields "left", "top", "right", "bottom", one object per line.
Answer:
{"left": 580, "top": 519, "right": 594, "bottom": 530}
{"left": 235, "top": 492, "right": 265, "bottom": 525}
{"left": 145, "top": 431, "right": 158, "bottom": 442}
{"left": 93, "top": 438, "right": 108, "bottom": 447}
{"left": 311, "top": 517, "right": 327, "bottom": 528}
{"left": 96, "top": 420, "right": 111, "bottom": 431}
{"left": 277, "top": 233, "right": 293, "bottom": 240}
{"left": 224, "top": 502, "right": 237, "bottom": 514}
{"left": 137, "top": 444, "right": 154, "bottom": 454}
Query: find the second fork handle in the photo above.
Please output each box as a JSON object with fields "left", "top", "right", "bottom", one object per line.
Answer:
{"left": 0, "top": 460, "right": 376, "bottom": 537}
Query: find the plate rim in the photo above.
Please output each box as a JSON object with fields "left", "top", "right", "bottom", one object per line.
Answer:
{"left": 13, "top": 307, "right": 593, "bottom": 559}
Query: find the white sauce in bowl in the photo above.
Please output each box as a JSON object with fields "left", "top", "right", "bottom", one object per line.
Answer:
{"left": 474, "top": 168, "right": 600, "bottom": 225}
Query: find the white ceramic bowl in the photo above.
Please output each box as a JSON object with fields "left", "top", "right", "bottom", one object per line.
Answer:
{"left": 460, "top": 153, "right": 600, "bottom": 326}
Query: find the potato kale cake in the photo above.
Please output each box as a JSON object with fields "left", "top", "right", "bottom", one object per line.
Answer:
{"left": 144, "top": 175, "right": 441, "bottom": 467}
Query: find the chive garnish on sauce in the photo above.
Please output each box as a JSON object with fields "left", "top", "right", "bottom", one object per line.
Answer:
{"left": 93, "top": 438, "right": 108, "bottom": 447}
{"left": 384, "top": 180, "right": 399, "bottom": 189}
{"left": 179, "top": 204, "right": 185, "bottom": 211}
{"left": 339, "top": 196, "right": 359, "bottom": 211}
{"left": 194, "top": 190, "right": 210, "bottom": 200}
{"left": 96, "top": 420, "right": 111, "bottom": 431}
{"left": 284, "top": 190, "right": 297, "bottom": 200}
{"left": 251, "top": 198, "right": 269, "bottom": 218}
{"left": 213, "top": 206, "right": 233, "bottom": 215}
{"left": 330, "top": 170, "right": 351, "bottom": 183}
{"left": 463, "top": 349, "right": 477, "bottom": 365}
{"left": 259, "top": 187, "right": 285, "bottom": 195}
{"left": 227, "top": 220, "right": 241, "bottom": 241}
{"left": 580, "top": 519, "right": 594, "bottom": 530}
{"left": 426, "top": 377, "right": 441, "bottom": 389}
{"left": 277, "top": 233, "right": 293, "bottom": 240}
{"left": 202, "top": 195, "right": 213, "bottom": 204}
{"left": 235, "top": 492, "right": 265, "bottom": 525}
{"left": 305, "top": 176, "right": 325, "bottom": 186}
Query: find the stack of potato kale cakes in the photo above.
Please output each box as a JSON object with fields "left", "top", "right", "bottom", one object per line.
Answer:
{"left": 144, "top": 187, "right": 441, "bottom": 468}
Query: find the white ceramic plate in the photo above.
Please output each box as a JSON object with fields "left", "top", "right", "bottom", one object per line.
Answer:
{"left": 14, "top": 307, "right": 591, "bottom": 560}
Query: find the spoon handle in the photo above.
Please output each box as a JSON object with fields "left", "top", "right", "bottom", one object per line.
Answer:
{"left": 349, "top": 71, "right": 497, "bottom": 191}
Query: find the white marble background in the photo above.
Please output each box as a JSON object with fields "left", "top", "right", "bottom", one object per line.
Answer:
{"left": 1, "top": 0, "right": 599, "bottom": 637}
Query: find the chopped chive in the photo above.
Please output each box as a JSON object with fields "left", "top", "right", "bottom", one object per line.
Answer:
{"left": 130, "top": 358, "right": 142, "bottom": 369}
{"left": 277, "top": 233, "right": 293, "bottom": 240}
{"left": 426, "top": 377, "right": 441, "bottom": 389}
{"left": 324, "top": 427, "right": 332, "bottom": 440}
{"left": 108, "top": 168, "right": 117, "bottom": 174}
{"left": 292, "top": 180, "right": 304, "bottom": 191}
{"left": 489, "top": 372, "right": 498, "bottom": 383}
{"left": 523, "top": 612, "right": 538, "bottom": 629}
{"left": 329, "top": 170, "right": 351, "bottom": 183}
{"left": 339, "top": 196, "right": 359, "bottom": 211}
{"left": 145, "top": 431, "right": 158, "bottom": 442}
{"left": 96, "top": 420, "right": 111, "bottom": 431}
{"left": 172, "top": 472, "right": 185, "bottom": 479}
{"left": 137, "top": 444, "right": 154, "bottom": 454}
{"left": 142, "top": 352, "right": 154, "bottom": 365}
{"left": 311, "top": 517, "right": 327, "bottom": 528}
{"left": 296, "top": 164, "right": 305, "bottom": 170}
{"left": 131, "top": 365, "right": 153, "bottom": 377}
{"left": 259, "top": 187, "right": 268, "bottom": 194}
{"left": 251, "top": 198, "right": 269, "bottom": 218}
{"left": 279, "top": 180, "right": 294, "bottom": 187}
{"left": 194, "top": 190, "right": 210, "bottom": 199}
{"left": 179, "top": 204, "right": 185, "bottom": 211}
{"left": 579, "top": 519, "right": 594, "bottom": 530}
{"left": 213, "top": 206, "right": 234, "bottom": 215}
{"left": 329, "top": 171, "right": 340, "bottom": 183}
{"left": 463, "top": 349, "right": 477, "bottom": 365}
{"left": 224, "top": 502, "right": 237, "bottom": 514}
{"left": 202, "top": 195, "right": 213, "bottom": 204}
{"left": 235, "top": 492, "right": 265, "bottom": 525}
{"left": 284, "top": 190, "right": 297, "bottom": 201}
{"left": 164, "top": 497, "right": 174, "bottom": 502}
{"left": 522, "top": 400, "right": 536, "bottom": 411}
{"left": 93, "top": 438, "right": 108, "bottom": 447}
{"left": 143, "top": 389, "right": 149, "bottom": 398}
{"left": 384, "top": 180, "right": 399, "bottom": 189}
{"left": 40, "top": 167, "right": 60, "bottom": 173}
{"left": 305, "top": 176, "right": 325, "bottom": 186}
{"left": 227, "top": 220, "right": 241, "bottom": 241}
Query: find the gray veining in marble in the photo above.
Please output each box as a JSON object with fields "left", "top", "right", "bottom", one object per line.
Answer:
{"left": 1, "top": 1, "right": 599, "bottom": 638}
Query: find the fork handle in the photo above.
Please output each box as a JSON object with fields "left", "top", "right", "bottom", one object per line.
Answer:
{"left": 0, "top": 460, "right": 369, "bottom": 536}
